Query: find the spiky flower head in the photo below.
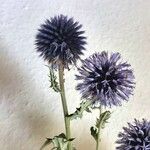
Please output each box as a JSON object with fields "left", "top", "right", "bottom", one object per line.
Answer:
{"left": 76, "top": 51, "right": 135, "bottom": 107}
{"left": 116, "top": 119, "right": 150, "bottom": 150}
{"left": 35, "top": 14, "right": 86, "bottom": 69}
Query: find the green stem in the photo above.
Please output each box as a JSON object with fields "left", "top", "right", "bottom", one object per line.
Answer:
{"left": 58, "top": 65, "right": 72, "bottom": 150}
{"left": 96, "top": 106, "right": 102, "bottom": 150}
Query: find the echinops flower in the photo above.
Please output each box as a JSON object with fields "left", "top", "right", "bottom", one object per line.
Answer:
{"left": 35, "top": 14, "right": 86, "bottom": 69}
{"left": 76, "top": 51, "right": 135, "bottom": 107}
{"left": 116, "top": 119, "right": 150, "bottom": 150}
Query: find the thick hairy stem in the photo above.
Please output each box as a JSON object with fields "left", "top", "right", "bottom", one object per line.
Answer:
{"left": 58, "top": 65, "right": 72, "bottom": 150}
{"left": 96, "top": 106, "right": 102, "bottom": 150}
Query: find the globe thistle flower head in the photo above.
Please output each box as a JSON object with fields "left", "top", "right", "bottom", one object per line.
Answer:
{"left": 116, "top": 119, "right": 150, "bottom": 150}
{"left": 76, "top": 51, "right": 135, "bottom": 107}
{"left": 35, "top": 14, "right": 86, "bottom": 69}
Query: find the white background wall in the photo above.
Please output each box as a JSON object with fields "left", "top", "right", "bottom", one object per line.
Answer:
{"left": 0, "top": 0, "right": 150, "bottom": 150}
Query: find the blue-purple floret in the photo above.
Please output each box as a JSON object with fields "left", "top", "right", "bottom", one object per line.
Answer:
{"left": 116, "top": 119, "right": 150, "bottom": 150}
{"left": 76, "top": 51, "right": 135, "bottom": 107}
{"left": 35, "top": 14, "right": 86, "bottom": 69}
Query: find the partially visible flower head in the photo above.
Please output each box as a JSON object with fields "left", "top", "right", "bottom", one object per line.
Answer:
{"left": 35, "top": 14, "right": 86, "bottom": 69}
{"left": 76, "top": 51, "right": 135, "bottom": 107}
{"left": 116, "top": 119, "right": 150, "bottom": 150}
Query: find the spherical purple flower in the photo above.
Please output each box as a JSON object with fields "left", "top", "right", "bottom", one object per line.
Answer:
{"left": 116, "top": 119, "right": 150, "bottom": 150}
{"left": 35, "top": 14, "right": 86, "bottom": 69}
{"left": 76, "top": 51, "right": 135, "bottom": 107}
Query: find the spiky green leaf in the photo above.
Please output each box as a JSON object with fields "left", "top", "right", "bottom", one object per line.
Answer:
{"left": 90, "top": 111, "right": 111, "bottom": 141}
{"left": 90, "top": 126, "right": 98, "bottom": 141}
{"left": 98, "top": 111, "right": 111, "bottom": 129}
{"left": 40, "top": 138, "right": 52, "bottom": 150}
{"left": 47, "top": 66, "right": 60, "bottom": 92}
{"left": 40, "top": 133, "right": 75, "bottom": 150}
{"left": 68, "top": 101, "right": 92, "bottom": 120}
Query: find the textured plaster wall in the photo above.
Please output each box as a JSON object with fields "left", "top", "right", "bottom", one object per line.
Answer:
{"left": 0, "top": 0, "right": 150, "bottom": 150}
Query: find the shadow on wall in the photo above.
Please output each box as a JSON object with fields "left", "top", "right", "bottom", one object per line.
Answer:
{"left": 0, "top": 40, "right": 108, "bottom": 149}
{"left": 0, "top": 41, "right": 59, "bottom": 149}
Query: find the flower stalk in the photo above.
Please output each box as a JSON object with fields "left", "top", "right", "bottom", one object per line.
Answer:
{"left": 91, "top": 106, "right": 111, "bottom": 150}
{"left": 58, "top": 64, "right": 72, "bottom": 150}
{"left": 96, "top": 106, "right": 102, "bottom": 150}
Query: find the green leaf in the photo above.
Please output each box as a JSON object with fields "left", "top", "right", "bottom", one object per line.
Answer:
{"left": 90, "top": 126, "right": 98, "bottom": 141}
{"left": 40, "top": 133, "right": 75, "bottom": 150}
{"left": 40, "top": 138, "right": 52, "bottom": 150}
{"left": 98, "top": 111, "right": 111, "bottom": 129}
{"left": 90, "top": 111, "right": 111, "bottom": 141}
{"left": 47, "top": 66, "right": 60, "bottom": 92}
{"left": 68, "top": 101, "right": 92, "bottom": 120}
{"left": 85, "top": 107, "right": 92, "bottom": 113}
